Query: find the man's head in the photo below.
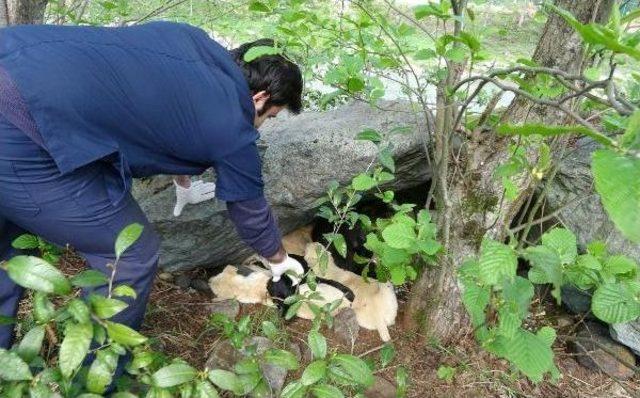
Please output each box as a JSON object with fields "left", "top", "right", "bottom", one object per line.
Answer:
{"left": 230, "top": 39, "right": 303, "bottom": 128}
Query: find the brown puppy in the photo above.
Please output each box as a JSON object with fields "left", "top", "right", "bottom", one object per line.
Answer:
{"left": 304, "top": 242, "right": 398, "bottom": 342}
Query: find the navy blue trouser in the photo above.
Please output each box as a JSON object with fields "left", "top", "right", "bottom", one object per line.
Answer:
{"left": 0, "top": 115, "right": 160, "bottom": 348}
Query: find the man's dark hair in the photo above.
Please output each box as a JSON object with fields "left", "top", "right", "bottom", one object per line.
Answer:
{"left": 230, "top": 39, "right": 303, "bottom": 115}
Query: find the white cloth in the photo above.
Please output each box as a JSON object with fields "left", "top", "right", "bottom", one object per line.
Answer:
{"left": 173, "top": 179, "right": 216, "bottom": 217}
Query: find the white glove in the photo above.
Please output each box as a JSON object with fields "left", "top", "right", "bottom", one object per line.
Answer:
{"left": 269, "top": 255, "right": 305, "bottom": 286}
{"left": 173, "top": 179, "right": 217, "bottom": 217}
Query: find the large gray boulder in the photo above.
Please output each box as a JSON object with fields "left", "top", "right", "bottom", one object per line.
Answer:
{"left": 546, "top": 138, "right": 640, "bottom": 261}
{"left": 546, "top": 138, "right": 640, "bottom": 356}
{"left": 132, "top": 101, "right": 429, "bottom": 272}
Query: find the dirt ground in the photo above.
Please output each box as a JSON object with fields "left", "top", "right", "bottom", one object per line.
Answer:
{"left": 18, "top": 248, "right": 639, "bottom": 398}
{"left": 139, "top": 267, "right": 640, "bottom": 398}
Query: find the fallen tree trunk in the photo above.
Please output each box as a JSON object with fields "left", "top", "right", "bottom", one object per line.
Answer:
{"left": 133, "top": 101, "right": 430, "bottom": 271}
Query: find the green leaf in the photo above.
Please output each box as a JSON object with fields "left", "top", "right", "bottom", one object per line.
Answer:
{"left": 501, "top": 329, "right": 557, "bottom": 383}
{"left": 11, "top": 234, "right": 39, "bottom": 250}
{"left": 70, "top": 270, "right": 109, "bottom": 288}
{"left": 311, "top": 384, "right": 344, "bottom": 398}
{"left": 356, "top": 128, "right": 382, "bottom": 143}
{"left": 461, "top": 282, "right": 490, "bottom": 327}
{"left": 381, "top": 223, "right": 416, "bottom": 249}
{"left": 308, "top": 330, "right": 327, "bottom": 359}
{"left": 59, "top": 322, "right": 93, "bottom": 378}
{"left": 379, "top": 147, "right": 395, "bottom": 173}
{"left": 332, "top": 233, "right": 347, "bottom": 258}
{"left": 548, "top": 3, "right": 640, "bottom": 60}
{"left": 524, "top": 245, "right": 563, "bottom": 303}
{"left": 6, "top": 255, "right": 71, "bottom": 295}
{"left": 389, "top": 265, "right": 407, "bottom": 285}
{"left": 414, "top": 48, "right": 436, "bottom": 60}
{"left": 0, "top": 349, "right": 32, "bottom": 381}
{"left": 497, "top": 123, "right": 613, "bottom": 146}
{"left": 244, "top": 45, "right": 283, "bottom": 62}
{"left": 193, "top": 380, "right": 220, "bottom": 398}
{"left": 114, "top": 223, "right": 143, "bottom": 259}
{"left": 541, "top": 228, "right": 577, "bottom": 265}
{"left": 16, "top": 325, "right": 45, "bottom": 363}
{"left": 261, "top": 320, "right": 278, "bottom": 340}
{"left": 281, "top": 381, "right": 307, "bottom": 398}
{"left": 285, "top": 301, "right": 303, "bottom": 320}
{"left": 445, "top": 46, "right": 467, "bottom": 63}
{"left": 112, "top": 285, "right": 137, "bottom": 299}
{"left": 592, "top": 149, "right": 640, "bottom": 243}
{"left": 33, "top": 292, "right": 55, "bottom": 323}
{"left": 347, "top": 77, "right": 365, "bottom": 92}
{"left": 248, "top": 0, "right": 271, "bottom": 12}
{"left": 89, "top": 295, "right": 128, "bottom": 319}
{"left": 352, "top": 174, "right": 376, "bottom": 191}
{"left": 301, "top": 360, "right": 327, "bottom": 386}
{"left": 436, "top": 365, "right": 456, "bottom": 381}
{"left": 592, "top": 282, "right": 640, "bottom": 323}
{"left": 501, "top": 276, "right": 535, "bottom": 319}
{"left": 621, "top": 111, "right": 640, "bottom": 150}
{"left": 152, "top": 363, "right": 197, "bottom": 388}
{"left": 264, "top": 348, "right": 299, "bottom": 370}
{"left": 379, "top": 343, "right": 395, "bottom": 368}
{"left": 208, "top": 369, "right": 243, "bottom": 395}
{"left": 0, "top": 315, "right": 15, "bottom": 325}
{"left": 105, "top": 321, "right": 148, "bottom": 347}
{"left": 86, "top": 348, "right": 119, "bottom": 394}
{"left": 396, "top": 366, "right": 409, "bottom": 397}
{"left": 328, "top": 354, "right": 374, "bottom": 387}
{"left": 413, "top": 3, "right": 448, "bottom": 20}
{"left": 604, "top": 255, "right": 638, "bottom": 277}
{"left": 478, "top": 240, "right": 517, "bottom": 285}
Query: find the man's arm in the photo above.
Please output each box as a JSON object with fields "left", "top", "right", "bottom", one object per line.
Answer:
{"left": 227, "top": 196, "right": 303, "bottom": 281}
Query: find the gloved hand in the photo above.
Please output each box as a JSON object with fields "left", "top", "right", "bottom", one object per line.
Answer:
{"left": 269, "top": 255, "right": 305, "bottom": 285}
{"left": 173, "top": 179, "right": 216, "bottom": 217}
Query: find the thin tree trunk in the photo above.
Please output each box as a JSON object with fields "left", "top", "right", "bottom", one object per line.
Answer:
{"left": 4, "top": 0, "right": 48, "bottom": 25}
{"left": 405, "top": 0, "right": 615, "bottom": 344}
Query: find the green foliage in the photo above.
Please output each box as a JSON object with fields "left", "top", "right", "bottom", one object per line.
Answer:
{"left": 461, "top": 226, "right": 640, "bottom": 382}
{"left": 592, "top": 149, "right": 640, "bottom": 243}
{"left": 436, "top": 365, "right": 456, "bottom": 382}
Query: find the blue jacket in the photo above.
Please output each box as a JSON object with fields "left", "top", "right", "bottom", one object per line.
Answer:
{"left": 0, "top": 21, "right": 263, "bottom": 202}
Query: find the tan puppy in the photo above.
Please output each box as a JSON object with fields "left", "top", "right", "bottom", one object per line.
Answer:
{"left": 282, "top": 224, "right": 313, "bottom": 256}
{"left": 304, "top": 242, "right": 398, "bottom": 342}
{"left": 208, "top": 265, "right": 272, "bottom": 305}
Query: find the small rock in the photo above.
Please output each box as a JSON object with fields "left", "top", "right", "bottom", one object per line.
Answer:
{"left": 174, "top": 274, "right": 191, "bottom": 289}
{"left": 158, "top": 272, "right": 174, "bottom": 281}
{"left": 570, "top": 322, "right": 636, "bottom": 380}
{"left": 190, "top": 278, "right": 211, "bottom": 293}
{"left": 561, "top": 285, "right": 593, "bottom": 316}
{"left": 247, "top": 337, "right": 287, "bottom": 393}
{"left": 207, "top": 299, "right": 240, "bottom": 319}
{"left": 333, "top": 308, "right": 360, "bottom": 346}
{"left": 205, "top": 340, "right": 241, "bottom": 371}
{"left": 610, "top": 320, "right": 640, "bottom": 356}
{"left": 555, "top": 315, "right": 574, "bottom": 329}
{"left": 364, "top": 377, "right": 396, "bottom": 398}
{"left": 288, "top": 342, "right": 302, "bottom": 362}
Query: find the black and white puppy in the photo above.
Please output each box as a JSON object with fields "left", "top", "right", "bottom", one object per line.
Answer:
{"left": 209, "top": 254, "right": 355, "bottom": 318}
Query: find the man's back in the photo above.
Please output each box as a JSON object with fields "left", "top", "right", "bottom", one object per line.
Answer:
{"left": 0, "top": 22, "right": 258, "bottom": 177}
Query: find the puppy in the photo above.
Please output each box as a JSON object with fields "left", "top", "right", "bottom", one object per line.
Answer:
{"left": 208, "top": 264, "right": 272, "bottom": 305}
{"left": 210, "top": 254, "right": 354, "bottom": 319}
{"left": 267, "top": 253, "right": 354, "bottom": 318}
{"left": 304, "top": 242, "right": 398, "bottom": 342}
